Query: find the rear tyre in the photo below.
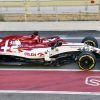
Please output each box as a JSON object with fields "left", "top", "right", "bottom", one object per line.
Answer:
{"left": 77, "top": 52, "right": 96, "bottom": 70}
{"left": 82, "top": 36, "right": 98, "bottom": 47}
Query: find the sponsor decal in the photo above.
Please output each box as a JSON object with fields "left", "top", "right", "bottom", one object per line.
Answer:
{"left": 85, "top": 76, "right": 100, "bottom": 86}
{"left": 0, "top": 40, "right": 21, "bottom": 53}
{"left": 37, "top": 53, "right": 44, "bottom": 57}
{"left": 24, "top": 52, "right": 36, "bottom": 56}
{"left": 1, "top": 40, "right": 10, "bottom": 53}
{"left": 24, "top": 52, "right": 44, "bottom": 57}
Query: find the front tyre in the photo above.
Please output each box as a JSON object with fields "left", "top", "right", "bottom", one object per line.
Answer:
{"left": 77, "top": 52, "right": 96, "bottom": 70}
{"left": 82, "top": 36, "right": 98, "bottom": 47}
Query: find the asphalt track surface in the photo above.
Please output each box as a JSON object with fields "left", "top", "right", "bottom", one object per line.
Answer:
{"left": 0, "top": 31, "right": 100, "bottom": 100}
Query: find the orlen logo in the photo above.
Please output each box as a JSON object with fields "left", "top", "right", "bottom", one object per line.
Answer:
{"left": 37, "top": 53, "right": 44, "bottom": 57}
{"left": 24, "top": 52, "right": 44, "bottom": 57}
{"left": 24, "top": 52, "right": 36, "bottom": 56}
{"left": 85, "top": 76, "right": 100, "bottom": 86}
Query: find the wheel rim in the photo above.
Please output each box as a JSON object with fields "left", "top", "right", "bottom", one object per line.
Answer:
{"left": 78, "top": 55, "right": 95, "bottom": 70}
{"left": 84, "top": 40, "right": 96, "bottom": 46}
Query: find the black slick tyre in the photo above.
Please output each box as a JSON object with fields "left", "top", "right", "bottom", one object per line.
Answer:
{"left": 82, "top": 36, "right": 98, "bottom": 47}
{"left": 77, "top": 52, "right": 96, "bottom": 70}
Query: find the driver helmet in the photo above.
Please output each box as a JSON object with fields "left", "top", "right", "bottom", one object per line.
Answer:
{"left": 33, "top": 31, "right": 38, "bottom": 35}
{"left": 31, "top": 31, "right": 39, "bottom": 38}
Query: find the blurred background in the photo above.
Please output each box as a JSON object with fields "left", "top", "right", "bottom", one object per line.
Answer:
{"left": 0, "top": 0, "right": 100, "bottom": 21}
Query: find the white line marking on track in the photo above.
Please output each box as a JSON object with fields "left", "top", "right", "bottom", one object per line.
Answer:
{"left": 0, "top": 68, "right": 100, "bottom": 72}
{"left": 0, "top": 90, "right": 100, "bottom": 95}
{"left": 62, "top": 37, "right": 100, "bottom": 40}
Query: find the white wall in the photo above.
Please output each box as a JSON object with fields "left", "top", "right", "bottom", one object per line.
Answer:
{"left": 0, "top": 21, "right": 100, "bottom": 31}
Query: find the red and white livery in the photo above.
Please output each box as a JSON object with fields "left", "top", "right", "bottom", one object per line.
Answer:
{"left": 0, "top": 34, "right": 100, "bottom": 70}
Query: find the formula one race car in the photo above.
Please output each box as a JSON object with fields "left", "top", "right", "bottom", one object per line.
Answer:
{"left": 0, "top": 34, "right": 99, "bottom": 70}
